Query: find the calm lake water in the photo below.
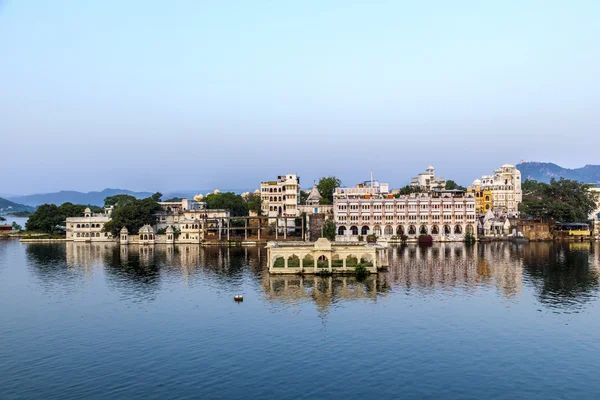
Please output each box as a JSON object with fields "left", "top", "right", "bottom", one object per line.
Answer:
{"left": 1, "top": 240, "right": 600, "bottom": 400}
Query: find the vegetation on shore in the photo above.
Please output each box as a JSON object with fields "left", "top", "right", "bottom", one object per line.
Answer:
{"left": 104, "top": 193, "right": 163, "bottom": 237}
{"left": 520, "top": 178, "right": 598, "bottom": 222}
{"left": 25, "top": 203, "right": 102, "bottom": 233}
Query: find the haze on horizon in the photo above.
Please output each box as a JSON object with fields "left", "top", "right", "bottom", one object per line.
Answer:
{"left": 1, "top": 0, "right": 599, "bottom": 196}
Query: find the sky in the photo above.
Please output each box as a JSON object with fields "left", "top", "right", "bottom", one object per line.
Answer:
{"left": 1, "top": 0, "right": 599, "bottom": 195}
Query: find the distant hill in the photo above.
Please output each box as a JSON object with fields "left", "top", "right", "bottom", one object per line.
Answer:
{"left": 0, "top": 197, "right": 36, "bottom": 214}
{"left": 517, "top": 162, "right": 600, "bottom": 184}
{"left": 7, "top": 188, "right": 154, "bottom": 207}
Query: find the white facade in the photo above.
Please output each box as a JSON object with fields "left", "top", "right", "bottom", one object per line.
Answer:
{"left": 411, "top": 166, "right": 446, "bottom": 192}
{"left": 260, "top": 174, "right": 300, "bottom": 221}
{"left": 474, "top": 164, "right": 522, "bottom": 216}
{"left": 155, "top": 199, "right": 230, "bottom": 243}
{"left": 66, "top": 207, "right": 114, "bottom": 241}
{"left": 334, "top": 190, "right": 477, "bottom": 241}
{"left": 334, "top": 179, "right": 390, "bottom": 200}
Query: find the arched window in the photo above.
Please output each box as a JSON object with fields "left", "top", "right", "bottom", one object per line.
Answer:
{"left": 361, "top": 226, "right": 369, "bottom": 235}
{"left": 454, "top": 225, "right": 462, "bottom": 234}
{"left": 408, "top": 225, "right": 416, "bottom": 235}
{"left": 338, "top": 226, "right": 347, "bottom": 235}
{"left": 396, "top": 225, "right": 404, "bottom": 235}
{"left": 373, "top": 226, "right": 381, "bottom": 236}
{"left": 466, "top": 224, "right": 474, "bottom": 234}
{"left": 76, "top": 224, "right": 81, "bottom": 228}
{"left": 431, "top": 225, "right": 439, "bottom": 235}
{"left": 444, "top": 225, "right": 451, "bottom": 234}
{"left": 76, "top": 233, "right": 80, "bottom": 237}
{"left": 384, "top": 225, "right": 393, "bottom": 236}
{"left": 350, "top": 226, "right": 359, "bottom": 235}
{"left": 420, "top": 225, "right": 428, "bottom": 235}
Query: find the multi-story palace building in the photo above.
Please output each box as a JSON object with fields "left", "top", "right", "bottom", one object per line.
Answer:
{"left": 411, "top": 166, "right": 446, "bottom": 192}
{"left": 155, "top": 199, "right": 230, "bottom": 243}
{"left": 66, "top": 206, "right": 115, "bottom": 241}
{"left": 260, "top": 174, "right": 300, "bottom": 221}
{"left": 472, "top": 164, "right": 522, "bottom": 216}
{"left": 334, "top": 182, "right": 477, "bottom": 241}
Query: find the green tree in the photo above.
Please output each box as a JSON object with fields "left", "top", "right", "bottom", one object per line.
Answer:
{"left": 246, "top": 193, "right": 262, "bottom": 216}
{"left": 519, "top": 178, "right": 598, "bottom": 222}
{"left": 445, "top": 180, "right": 466, "bottom": 191}
{"left": 104, "top": 194, "right": 137, "bottom": 207}
{"left": 317, "top": 176, "right": 342, "bottom": 205}
{"left": 205, "top": 192, "right": 248, "bottom": 217}
{"left": 0, "top": 216, "right": 5, "bottom": 222}
{"left": 12, "top": 222, "right": 22, "bottom": 231}
{"left": 394, "top": 185, "right": 426, "bottom": 197}
{"left": 104, "top": 193, "right": 163, "bottom": 236}
{"left": 26, "top": 202, "right": 100, "bottom": 233}
{"left": 299, "top": 190, "right": 309, "bottom": 205}
{"left": 322, "top": 219, "right": 337, "bottom": 241}
{"left": 163, "top": 197, "right": 183, "bottom": 202}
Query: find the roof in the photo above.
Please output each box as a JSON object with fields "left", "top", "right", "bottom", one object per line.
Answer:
{"left": 138, "top": 224, "right": 154, "bottom": 233}
{"left": 306, "top": 184, "right": 322, "bottom": 203}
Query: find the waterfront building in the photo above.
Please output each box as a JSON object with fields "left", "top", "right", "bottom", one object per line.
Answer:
{"left": 66, "top": 207, "right": 114, "bottom": 241}
{"left": 411, "top": 166, "right": 446, "bottom": 192}
{"left": 472, "top": 164, "right": 522, "bottom": 216}
{"left": 260, "top": 174, "right": 300, "bottom": 220}
{"left": 478, "top": 210, "right": 511, "bottom": 237}
{"left": 334, "top": 181, "right": 477, "bottom": 241}
{"left": 155, "top": 199, "right": 230, "bottom": 243}
{"left": 267, "top": 237, "right": 387, "bottom": 274}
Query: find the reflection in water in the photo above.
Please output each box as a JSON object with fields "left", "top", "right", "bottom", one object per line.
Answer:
{"left": 385, "top": 243, "right": 524, "bottom": 298}
{"left": 522, "top": 242, "right": 600, "bottom": 310}
{"left": 23, "top": 241, "right": 600, "bottom": 310}
{"left": 262, "top": 274, "right": 389, "bottom": 318}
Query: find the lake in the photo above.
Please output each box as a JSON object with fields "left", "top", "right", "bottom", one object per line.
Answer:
{"left": 1, "top": 240, "right": 600, "bottom": 399}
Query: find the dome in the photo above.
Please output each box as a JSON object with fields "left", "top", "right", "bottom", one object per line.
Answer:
{"left": 138, "top": 224, "right": 154, "bottom": 234}
{"left": 241, "top": 192, "right": 250, "bottom": 200}
{"left": 193, "top": 193, "right": 204, "bottom": 202}
{"left": 473, "top": 179, "right": 481, "bottom": 186}
{"left": 213, "top": 189, "right": 220, "bottom": 194}
{"left": 427, "top": 165, "right": 434, "bottom": 170}
{"left": 306, "top": 184, "right": 322, "bottom": 205}
{"left": 254, "top": 189, "right": 260, "bottom": 194}
{"left": 84, "top": 207, "right": 91, "bottom": 213}
{"left": 165, "top": 226, "right": 174, "bottom": 233}
{"left": 120, "top": 226, "right": 128, "bottom": 233}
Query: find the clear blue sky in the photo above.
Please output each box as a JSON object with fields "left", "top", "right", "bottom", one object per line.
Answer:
{"left": 1, "top": 0, "right": 599, "bottom": 195}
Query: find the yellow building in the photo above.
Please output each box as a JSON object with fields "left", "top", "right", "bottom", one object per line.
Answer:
{"left": 472, "top": 180, "right": 493, "bottom": 215}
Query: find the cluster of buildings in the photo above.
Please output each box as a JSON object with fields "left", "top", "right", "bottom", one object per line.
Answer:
{"left": 66, "top": 163, "right": 525, "bottom": 244}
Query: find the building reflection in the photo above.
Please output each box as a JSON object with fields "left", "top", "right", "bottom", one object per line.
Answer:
{"left": 25, "top": 241, "right": 600, "bottom": 310}
{"left": 522, "top": 241, "right": 600, "bottom": 310}
{"left": 261, "top": 273, "right": 391, "bottom": 321}
{"left": 385, "top": 243, "right": 524, "bottom": 298}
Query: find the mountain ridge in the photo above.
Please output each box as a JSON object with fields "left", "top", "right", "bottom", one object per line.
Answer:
{"left": 516, "top": 162, "right": 600, "bottom": 184}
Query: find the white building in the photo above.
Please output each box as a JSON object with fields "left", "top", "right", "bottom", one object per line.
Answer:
{"left": 334, "top": 183, "right": 477, "bottom": 241}
{"left": 155, "top": 199, "right": 230, "bottom": 243}
{"left": 66, "top": 207, "right": 114, "bottom": 241}
{"left": 411, "top": 166, "right": 446, "bottom": 192}
{"left": 334, "top": 177, "right": 390, "bottom": 200}
{"left": 473, "top": 164, "right": 522, "bottom": 216}
{"left": 260, "top": 174, "right": 300, "bottom": 221}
